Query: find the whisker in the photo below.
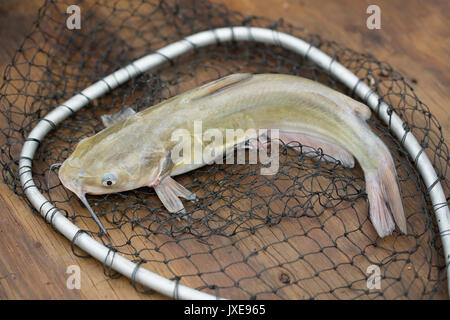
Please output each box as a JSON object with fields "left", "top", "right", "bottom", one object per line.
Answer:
{"left": 79, "top": 194, "right": 111, "bottom": 241}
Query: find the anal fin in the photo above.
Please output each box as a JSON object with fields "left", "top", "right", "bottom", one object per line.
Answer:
{"left": 279, "top": 131, "right": 355, "bottom": 168}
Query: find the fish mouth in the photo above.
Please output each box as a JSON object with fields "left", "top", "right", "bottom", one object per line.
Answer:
{"left": 58, "top": 161, "right": 79, "bottom": 192}
{"left": 58, "top": 162, "right": 111, "bottom": 239}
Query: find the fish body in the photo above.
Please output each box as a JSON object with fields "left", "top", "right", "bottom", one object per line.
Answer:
{"left": 59, "top": 73, "right": 407, "bottom": 238}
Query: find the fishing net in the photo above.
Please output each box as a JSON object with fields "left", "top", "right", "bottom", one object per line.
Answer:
{"left": 0, "top": 0, "right": 448, "bottom": 299}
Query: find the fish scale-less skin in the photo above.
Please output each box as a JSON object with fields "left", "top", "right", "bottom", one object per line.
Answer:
{"left": 160, "top": 76, "right": 376, "bottom": 172}
{"left": 59, "top": 73, "right": 407, "bottom": 238}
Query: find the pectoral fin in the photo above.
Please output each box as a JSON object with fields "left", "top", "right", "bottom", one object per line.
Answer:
{"left": 101, "top": 107, "right": 136, "bottom": 127}
{"left": 154, "top": 176, "right": 196, "bottom": 215}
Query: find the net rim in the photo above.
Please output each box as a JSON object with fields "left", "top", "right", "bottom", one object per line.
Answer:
{"left": 17, "top": 26, "right": 450, "bottom": 299}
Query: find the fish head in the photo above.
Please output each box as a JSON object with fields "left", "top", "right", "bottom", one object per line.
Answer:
{"left": 58, "top": 136, "right": 170, "bottom": 198}
{"left": 58, "top": 134, "right": 169, "bottom": 238}
{"left": 57, "top": 135, "right": 129, "bottom": 238}
{"left": 58, "top": 157, "right": 123, "bottom": 197}
{"left": 58, "top": 136, "right": 122, "bottom": 198}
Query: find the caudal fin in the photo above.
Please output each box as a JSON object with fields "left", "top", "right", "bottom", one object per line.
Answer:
{"left": 365, "top": 153, "right": 407, "bottom": 238}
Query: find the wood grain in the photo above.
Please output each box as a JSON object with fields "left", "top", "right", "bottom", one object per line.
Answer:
{"left": 0, "top": 0, "right": 448, "bottom": 299}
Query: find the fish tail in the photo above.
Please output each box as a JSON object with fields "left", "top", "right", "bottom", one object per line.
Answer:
{"left": 365, "top": 150, "right": 407, "bottom": 237}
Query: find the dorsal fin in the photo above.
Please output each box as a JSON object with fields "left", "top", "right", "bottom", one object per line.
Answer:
{"left": 189, "top": 73, "right": 252, "bottom": 101}
{"left": 101, "top": 107, "right": 136, "bottom": 127}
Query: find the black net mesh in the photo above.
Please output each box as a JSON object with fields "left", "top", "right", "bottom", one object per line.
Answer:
{"left": 1, "top": 0, "right": 449, "bottom": 299}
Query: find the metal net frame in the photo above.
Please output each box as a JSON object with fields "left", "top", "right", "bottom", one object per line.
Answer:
{"left": 0, "top": 0, "right": 449, "bottom": 299}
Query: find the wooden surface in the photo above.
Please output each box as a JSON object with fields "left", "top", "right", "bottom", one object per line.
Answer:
{"left": 0, "top": 0, "right": 448, "bottom": 299}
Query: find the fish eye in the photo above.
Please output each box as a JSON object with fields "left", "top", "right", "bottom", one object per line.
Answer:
{"left": 102, "top": 173, "right": 117, "bottom": 187}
